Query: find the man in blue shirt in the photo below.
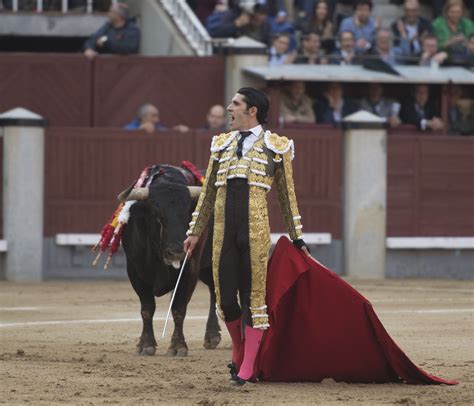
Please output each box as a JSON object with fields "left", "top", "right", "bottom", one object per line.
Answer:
{"left": 124, "top": 104, "right": 190, "bottom": 134}
{"left": 338, "top": 0, "right": 378, "bottom": 53}
{"left": 83, "top": 2, "right": 140, "bottom": 59}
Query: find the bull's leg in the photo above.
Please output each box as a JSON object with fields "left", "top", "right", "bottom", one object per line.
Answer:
{"left": 137, "top": 291, "right": 157, "bottom": 356}
{"left": 167, "top": 261, "right": 199, "bottom": 357}
{"left": 127, "top": 265, "right": 157, "bottom": 356}
{"left": 204, "top": 283, "right": 221, "bottom": 349}
{"left": 168, "top": 305, "right": 188, "bottom": 357}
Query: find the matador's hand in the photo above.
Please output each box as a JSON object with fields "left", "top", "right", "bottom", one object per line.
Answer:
{"left": 183, "top": 235, "right": 199, "bottom": 255}
{"left": 301, "top": 246, "right": 311, "bottom": 257}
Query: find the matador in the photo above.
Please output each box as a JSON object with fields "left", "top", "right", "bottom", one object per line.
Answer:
{"left": 184, "top": 87, "right": 309, "bottom": 385}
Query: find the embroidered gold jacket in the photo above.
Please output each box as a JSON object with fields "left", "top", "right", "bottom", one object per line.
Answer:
{"left": 187, "top": 130, "right": 303, "bottom": 240}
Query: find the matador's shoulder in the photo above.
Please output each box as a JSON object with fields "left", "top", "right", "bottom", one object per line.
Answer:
{"left": 210, "top": 131, "right": 237, "bottom": 152}
{"left": 263, "top": 131, "right": 294, "bottom": 156}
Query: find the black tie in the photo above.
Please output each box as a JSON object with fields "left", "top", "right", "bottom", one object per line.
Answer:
{"left": 237, "top": 131, "right": 252, "bottom": 159}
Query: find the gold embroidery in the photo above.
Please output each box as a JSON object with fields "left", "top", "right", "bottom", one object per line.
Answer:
{"left": 275, "top": 149, "right": 303, "bottom": 240}
{"left": 265, "top": 132, "right": 291, "bottom": 153}
{"left": 212, "top": 187, "right": 227, "bottom": 321}
{"left": 211, "top": 132, "right": 237, "bottom": 152}
{"left": 248, "top": 185, "right": 272, "bottom": 328}
{"left": 187, "top": 153, "right": 219, "bottom": 237}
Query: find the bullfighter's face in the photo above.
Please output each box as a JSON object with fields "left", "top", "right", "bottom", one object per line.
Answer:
{"left": 226, "top": 93, "right": 257, "bottom": 131}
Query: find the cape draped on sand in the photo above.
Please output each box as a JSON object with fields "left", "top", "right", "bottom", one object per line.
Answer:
{"left": 252, "top": 237, "right": 458, "bottom": 385}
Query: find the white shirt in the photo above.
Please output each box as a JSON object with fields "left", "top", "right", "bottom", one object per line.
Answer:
{"left": 239, "top": 124, "right": 263, "bottom": 156}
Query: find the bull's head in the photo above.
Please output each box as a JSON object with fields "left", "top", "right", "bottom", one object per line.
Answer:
{"left": 118, "top": 184, "right": 201, "bottom": 269}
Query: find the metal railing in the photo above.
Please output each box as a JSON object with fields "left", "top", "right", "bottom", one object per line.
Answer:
{"left": 4, "top": 0, "right": 117, "bottom": 13}
{"left": 160, "top": 0, "right": 213, "bottom": 56}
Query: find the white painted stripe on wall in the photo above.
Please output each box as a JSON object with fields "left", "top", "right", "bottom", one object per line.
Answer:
{"left": 57, "top": 233, "right": 333, "bottom": 246}
{"left": 387, "top": 237, "right": 474, "bottom": 250}
{"left": 55, "top": 234, "right": 474, "bottom": 249}
{"left": 0, "top": 240, "right": 7, "bottom": 252}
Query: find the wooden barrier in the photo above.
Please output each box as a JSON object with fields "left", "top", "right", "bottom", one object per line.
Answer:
{"left": 0, "top": 126, "right": 471, "bottom": 240}
{"left": 387, "top": 133, "right": 474, "bottom": 236}
{"left": 43, "top": 127, "right": 343, "bottom": 237}
{"left": 0, "top": 54, "right": 93, "bottom": 126}
{"left": 92, "top": 56, "right": 225, "bottom": 128}
{"left": 0, "top": 54, "right": 225, "bottom": 129}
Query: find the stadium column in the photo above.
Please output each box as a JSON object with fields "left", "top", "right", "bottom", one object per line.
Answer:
{"left": 341, "top": 111, "right": 387, "bottom": 278}
{"left": 224, "top": 37, "right": 268, "bottom": 104}
{"left": 0, "top": 108, "right": 47, "bottom": 281}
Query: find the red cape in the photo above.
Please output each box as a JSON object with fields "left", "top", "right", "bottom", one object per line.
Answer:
{"left": 255, "top": 237, "right": 457, "bottom": 385}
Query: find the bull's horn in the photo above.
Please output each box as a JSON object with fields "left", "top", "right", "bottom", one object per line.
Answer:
{"left": 187, "top": 186, "right": 202, "bottom": 200}
{"left": 126, "top": 187, "right": 149, "bottom": 201}
{"left": 117, "top": 185, "right": 134, "bottom": 202}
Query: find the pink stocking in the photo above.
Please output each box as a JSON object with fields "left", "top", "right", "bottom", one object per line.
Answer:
{"left": 237, "top": 325, "right": 264, "bottom": 380}
{"left": 225, "top": 318, "right": 243, "bottom": 365}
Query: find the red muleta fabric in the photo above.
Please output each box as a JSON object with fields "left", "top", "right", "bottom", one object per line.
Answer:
{"left": 255, "top": 237, "right": 458, "bottom": 385}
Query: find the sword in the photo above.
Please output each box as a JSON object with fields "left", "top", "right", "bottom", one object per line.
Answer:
{"left": 161, "top": 252, "right": 189, "bottom": 339}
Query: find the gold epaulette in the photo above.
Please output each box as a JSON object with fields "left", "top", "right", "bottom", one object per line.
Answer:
{"left": 210, "top": 131, "right": 237, "bottom": 152}
{"left": 263, "top": 131, "right": 294, "bottom": 158}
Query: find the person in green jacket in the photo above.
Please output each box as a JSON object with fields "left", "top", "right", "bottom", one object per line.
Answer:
{"left": 432, "top": 0, "right": 473, "bottom": 61}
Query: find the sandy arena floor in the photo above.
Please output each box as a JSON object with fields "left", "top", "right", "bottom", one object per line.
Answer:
{"left": 0, "top": 279, "right": 473, "bottom": 405}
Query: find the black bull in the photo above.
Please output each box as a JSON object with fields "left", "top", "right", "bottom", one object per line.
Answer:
{"left": 120, "top": 165, "right": 221, "bottom": 356}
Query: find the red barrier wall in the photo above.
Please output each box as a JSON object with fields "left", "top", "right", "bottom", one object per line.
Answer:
{"left": 92, "top": 56, "right": 225, "bottom": 128}
{"left": 0, "top": 54, "right": 93, "bottom": 126}
{"left": 43, "top": 127, "right": 342, "bottom": 237}
{"left": 0, "top": 127, "right": 470, "bottom": 240}
{"left": 387, "top": 134, "right": 474, "bottom": 236}
{"left": 0, "top": 55, "right": 225, "bottom": 128}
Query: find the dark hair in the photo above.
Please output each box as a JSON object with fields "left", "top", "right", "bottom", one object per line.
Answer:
{"left": 354, "top": 0, "right": 373, "bottom": 10}
{"left": 302, "top": 31, "right": 321, "bottom": 40}
{"left": 253, "top": 4, "right": 269, "bottom": 15}
{"left": 339, "top": 30, "right": 355, "bottom": 41}
{"left": 421, "top": 33, "right": 438, "bottom": 43}
{"left": 237, "top": 87, "right": 269, "bottom": 125}
{"left": 273, "top": 32, "right": 291, "bottom": 41}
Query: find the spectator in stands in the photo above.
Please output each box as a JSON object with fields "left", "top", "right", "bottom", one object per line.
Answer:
{"left": 338, "top": 0, "right": 379, "bottom": 53}
{"left": 301, "top": 1, "right": 334, "bottom": 52}
{"left": 297, "top": 0, "right": 337, "bottom": 25}
{"left": 466, "top": 33, "right": 474, "bottom": 66}
{"left": 294, "top": 32, "right": 328, "bottom": 64}
{"left": 330, "top": 31, "right": 360, "bottom": 65}
{"left": 314, "top": 82, "right": 358, "bottom": 125}
{"left": 187, "top": 0, "right": 218, "bottom": 24}
{"left": 83, "top": 3, "right": 140, "bottom": 59}
{"left": 400, "top": 85, "right": 444, "bottom": 131}
{"left": 432, "top": 0, "right": 474, "bottom": 62}
{"left": 206, "top": 3, "right": 271, "bottom": 44}
{"left": 419, "top": 34, "right": 448, "bottom": 66}
{"left": 269, "top": 11, "right": 298, "bottom": 51}
{"left": 206, "top": 3, "right": 250, "bottom": 38}
{"left": 360, "top": 83, "right": 401, "bottom": 128}
{"left": 368, "top": 28, "right": 408, "bottom": 66}
{"left": 124, "top": 104, "right": 189, "bottom": 134}
{"left": 391, "top": 0, "right": 432, "bottom": 60}
{"left": 243, "top": 4, "right": 272, "bottom": 45}
{"left": 268, "top": 33, "right": 296, "bottom": 65}
{"left": 202, "top": 104, "right": 227, "bottom": 132}
{"left": 447, "top": 85, "right": 474, "bottom": 135}
{"left": 280, "top": 81, "right": 316, "bottom": 124}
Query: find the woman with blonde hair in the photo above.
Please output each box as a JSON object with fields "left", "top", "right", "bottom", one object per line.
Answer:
{"left": 432, "top": 0, "right": 473, "bottom": 58}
